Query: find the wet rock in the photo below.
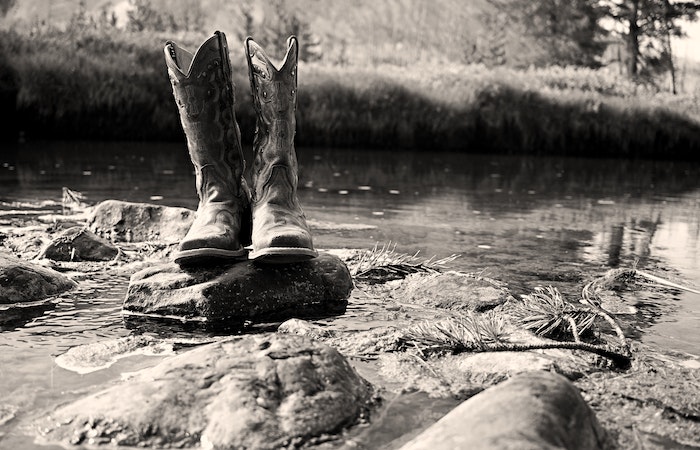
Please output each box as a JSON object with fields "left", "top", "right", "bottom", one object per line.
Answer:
{"left": 0, "top": 251, "right": 76, "bottom": 304}
{"left": 278, "top": 318, "right": 335, "bottom": 339}
{"left": 576, "top": 349, "right": 700, "bottom": 448}
{"left": 124, "top": 253, "right": 352, "bottom": 324}
{"left": 379, "top": 346, "right": 587, "bottom": 399}
{"left": 88, "top": 200, "right": 194, "bottom": 243}
{"left": 39, "top": 334, "right": 373, "bottom": 449}
{"left": 1, "top": 226, "right": 48, "bottom": 257}
{"left": 400, "top": 371, "right": 611, "bottom": 450}
{"left": 0, "top": 404, "right": 17, "bottom": 426}
{"left": 38, "top": 226, "right": 119, "bottom": 262}
{"left": 389, "top": 271, "right": 512, "bottom": 311}
{"left": 376, "top": 321, "right": 593, "bottom": 398}
{"left": 55, "top": 335, "right": 175, "bottom": 374}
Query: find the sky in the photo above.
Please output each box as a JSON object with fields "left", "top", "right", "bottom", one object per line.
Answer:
{"left": 674, "top": 20, "right": 700, "bottom": 62}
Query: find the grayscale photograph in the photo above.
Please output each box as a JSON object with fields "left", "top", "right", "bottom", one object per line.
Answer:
{"left": 1, "top": 1, "right": 699, "bottom": 449}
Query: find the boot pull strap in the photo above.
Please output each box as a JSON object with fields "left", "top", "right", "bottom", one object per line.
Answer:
{"left": 215, "top": 31, "right": 232, "bottom": 82}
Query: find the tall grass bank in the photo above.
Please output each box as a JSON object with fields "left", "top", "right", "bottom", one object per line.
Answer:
{"left": 2, "top": 28, "right": 700, "bottom": 159}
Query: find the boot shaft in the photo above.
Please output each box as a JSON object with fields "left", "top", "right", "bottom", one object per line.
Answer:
{"left": 165, "top": 31, "right": 245, "bottom": 202}
{"left": 244, "top": 36, "right": 316, "bottom": 261}
{"left": 245, "top": 36, "right": 299, "bottom": 200}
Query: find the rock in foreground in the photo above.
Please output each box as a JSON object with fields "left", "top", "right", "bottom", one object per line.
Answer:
{"left": 88, "top": 200, "right": 194, "bottom": 243}
{"left": 124, "top": 253, "right": 352, "bottom": 323}
{"left": 0, "top": 251, "right": 76, "bottom": 304}
{"left": 400, "top": 371, "right": 610, "bottom": 450}
{"left": 39, "top": 334, "right": 373, "bottom": 449}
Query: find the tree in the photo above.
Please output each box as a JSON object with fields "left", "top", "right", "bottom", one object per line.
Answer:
{"left": 601, "top": 0, "right": 700, "bottom": 80}
{"left": 494, "top": 0, "right": 607, "bottom": 67}
{"left": 240, "top": 0, "right": 322, "bottom": 62}
{"left": 0, "top": 0, "right": 15, "bottom": 17}
{"left": 516, "top": 0, "right": 608, "bottom": 67}
{"left": 127, "top": 0, "right": 166, "bottom": 32}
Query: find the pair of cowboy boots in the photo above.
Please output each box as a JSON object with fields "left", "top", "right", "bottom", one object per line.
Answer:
{"left": 164, "top": 31, "right": 316, "bottom": 265}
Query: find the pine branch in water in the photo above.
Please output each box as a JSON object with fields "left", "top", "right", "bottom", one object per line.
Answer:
{"left": 351, "top": 241, "right": 460, "bottom": 283}
{"left": 582, "top": 267, "right": 700, "bottom": 303}
{"left": 400, "top": 313, "right": 509, "bottom": 354}
{"left": 62, "top": 186, "right": 88, "bottom": 214}
{"left": 400, "top": 314, "right": 631, "bottom": 368}
{"left": 513, "top": 286, "right": 597, "bottom": 338}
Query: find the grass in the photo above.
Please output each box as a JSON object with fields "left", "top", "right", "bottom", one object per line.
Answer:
{"left": 2, "top": 27, "right": 700, "bottom": 159}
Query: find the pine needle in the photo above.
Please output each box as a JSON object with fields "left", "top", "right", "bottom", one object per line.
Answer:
{"left": 401, "top": 313, "right": 509, "bottom": 354}
{"left": 400, "top": 313, "right": 631, "bottom": 368}
{"left": 582, "top": 267, "right": 700, "bottom": 303}
{"left": 351, "top": 241, "right": 460, "bottom": 283}
{"left": 514, "top": 286, "right": 597, "bottom": 338}
{"left": 62, "top": 186, "right": 88, "bottom": 214}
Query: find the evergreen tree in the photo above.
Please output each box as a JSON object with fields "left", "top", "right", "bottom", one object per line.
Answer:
{"left": 508, "top": 0, "right": 608, "bottom": 67}
{"left": 600, "top": 0, "right": 700, "bottom": 79}
{"left": 0, "top": 0, "right": 15, "bottom": 17}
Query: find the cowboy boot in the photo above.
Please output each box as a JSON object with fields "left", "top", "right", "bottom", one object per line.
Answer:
{"left": 244, "top": 36, "right": 317, "bottom": 263}
{"left": 164, "top": 31, "right": 252, "bottom": 265}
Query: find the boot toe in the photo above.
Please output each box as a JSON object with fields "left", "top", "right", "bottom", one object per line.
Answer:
{"left": 249, "top": 229, "right": 317, "bottom": 263}
{"left": 268, "top": 232, "right": 312, "bottom": 249}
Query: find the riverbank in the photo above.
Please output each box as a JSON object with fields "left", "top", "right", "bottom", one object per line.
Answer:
{"left": 2, "top": 27, "right": 700, "bottom": 159}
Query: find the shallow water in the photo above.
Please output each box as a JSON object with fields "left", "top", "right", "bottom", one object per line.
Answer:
{"left": 1, "top": 141, "right": 699, "bottom": 448}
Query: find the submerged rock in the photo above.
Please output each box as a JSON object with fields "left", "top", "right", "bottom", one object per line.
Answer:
{"left": 576, "top": 350, "right": 700, "bottom": 448}
{"left": 400, "top": 371, "right": 610, "bottom": 450}
{"left": 55, "top": 335, "right": 175, "bottom": 374}
{"left": 378, "top": 345, "right": 589, "bottom": 399}
{"left": 39, "top": 334, "right": 374, "bottom": 449}
{"left": 389, "top": 271, "right": 512, "bottom": 311}
{"left": 124, "top": 253, "right": 352, "bottom": 324}
{"left": 278, "top": 318, "right": 335, "bottom": 339}
{"left": 0, "top": 251, "right": 76, "bottom": 304}
{"left": 88, "top": 200, "right": 194, "bottom": 243}
{"left": 38, "top": 226, "right": 119, "bottom": 262}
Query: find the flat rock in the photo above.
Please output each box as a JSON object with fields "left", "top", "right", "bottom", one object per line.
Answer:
{"left": 38, "top": 226, "right": 119, "bottom": 261}
{"left": 88, "top": 200, "right": 194, "bottom": 243}
{"left": 0, "top": 251, "right": 76, "bottom": 304}
{"left": 400, "top": 371, "right": 611, "bottom": 450}
{"left": 38, "top": 334, "right": 373, "bottom": 449}
{"left": 124, "top": 253, "right": 353, "bottom": 323}
{"left": 389, "top": 271, "right": 512, "bottom": 311}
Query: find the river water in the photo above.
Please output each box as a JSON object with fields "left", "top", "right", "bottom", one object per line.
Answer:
{"left": 1, "top": 141, "right": 699, "bottom": 448}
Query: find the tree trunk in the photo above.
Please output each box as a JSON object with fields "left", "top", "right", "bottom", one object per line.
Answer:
{"left": 664, "top": 0, "right": 677, "bottom": 94}
{"left": 626, "top": 0, "right": 640, "bottom": 77}
{"left": 666, "top": 30, "right": 677, "bottom": 94}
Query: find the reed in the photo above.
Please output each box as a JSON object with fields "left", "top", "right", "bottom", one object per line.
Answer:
{"left": 2, "top": 28, "right": 700, "bottom": 159}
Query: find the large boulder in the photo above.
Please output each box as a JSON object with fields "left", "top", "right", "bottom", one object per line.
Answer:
{"left": 38, "top": 334, "right": 374, "bottom": 449}
{"left": 400, "top": 371, "right": 611, "bottom": 450}
{"left": 38, "top": 226, "right": 119, "bottom": 262}
{"left": 124, "top": 253, "right": 353, "bottom": 324}
{"left": 88, "top": 200, "right": 194, "bottom": 243}
{"left": 0, "top": 251, "right": 76, "bottom": 304}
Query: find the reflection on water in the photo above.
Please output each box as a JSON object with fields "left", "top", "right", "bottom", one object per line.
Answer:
{"left": 1, "top": 141, "right": 699, "bottom": 447}
{"left": 2, "top": 140, "right": 699, "bottom": 348}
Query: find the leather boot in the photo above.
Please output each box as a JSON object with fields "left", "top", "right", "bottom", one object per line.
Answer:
{"left": 244, "top": 36, "right": 317, "bottom": 263}
{"left": 164, "top": 31, "right": 252, "bottom": 265}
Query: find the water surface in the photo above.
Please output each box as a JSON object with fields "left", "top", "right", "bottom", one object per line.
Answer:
{"left": 1, "top": 141, "right": 699, "bottom": 448}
